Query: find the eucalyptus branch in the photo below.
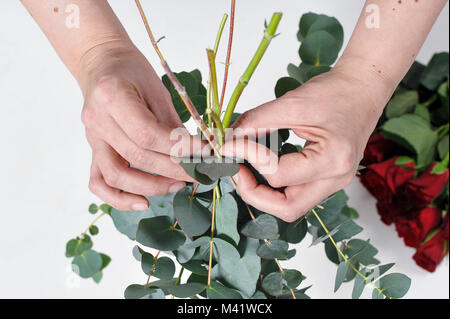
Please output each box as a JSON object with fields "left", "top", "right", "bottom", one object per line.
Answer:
{"left": 144, "top": 250, "right": 161, "bottom": 289}
{"left": 81, "top": 212, "right": 107, "bottom": 237}
{"left": 243, "top": 201, "right": 296, "bottom": 299}
{"left": 222, "top": 12, "right": 282, "bottom": 128}
{"left": 219, "top": 0, "right": 236, "bottom": 112}
{"left": 134, "top": 0, "right": 221, "bottom": 154}
{"left": 311, "top": 208, "right": 384, "bottom": 295}
{"left": 207, "top": 187, "right": 219, "bottom": 287}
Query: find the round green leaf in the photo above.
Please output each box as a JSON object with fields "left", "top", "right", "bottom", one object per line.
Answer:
{"left": 207, "top": 281, "right": 242, "bottom": 299}
{"left": 376, "top": 273, "right": 411, "bottom": 299}
{"left": 136, "top": 216, "right": 186, "bottom": 251}
{"left": 274, "top": 77, "right": 301, "bottom": 98}
{"left": 65, "top": 236, "right": 93, "bottom": 257}
{"left": 283, "top": 269, "right": 305, "bottom": 289}
{"left": 72, "top": 250, "right": 103, "bottom": 278}
{"left": 299, "top": 30, "right": 339, "bottom": 66}
{"left": 88, "top": 225, "right": 99, "bottom": 236}
{"left": 88, "top": 204, "right": 98, "bottom": 214}
{"left": 124, "top": 284, "right": 162, "bottom": 299}
{"left": 173, "top": 188, "right": 211, "bottom": 237}
{"left": 168, "top": 283, "right": 206, "bottom": 298}
{"left": 241, "top": 214, "right": 279, "bottom": 240}
{"left": 262, "top": 272, "right": 283, "bottom": 296}
{"left": 257, "top": 240, "right": 289, "bottom": 259}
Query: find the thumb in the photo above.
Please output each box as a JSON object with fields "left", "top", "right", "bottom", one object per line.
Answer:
{"left": 231, "top": 99, "right": 289, "bottom": 138}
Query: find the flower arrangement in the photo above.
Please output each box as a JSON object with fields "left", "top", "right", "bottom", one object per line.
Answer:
{"left": 359, "top": 53, "right": 449, "bottom": 272}
{"left": 64, "top": 1, "right": 413, "bottom": 299}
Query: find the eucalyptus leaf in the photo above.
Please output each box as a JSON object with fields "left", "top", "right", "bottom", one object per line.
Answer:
{"left": 215, "top": 193, "right": 240, "bottom": 245}
{"left": 241, "top": 214, "right": 279, "bottom": 240}
{"left": 375, "top": 273, "right": 411, "bottom": 299}
{"left": 207, "top": 281, "right": 242, "bottom": 299}
{"left": 173, "top": 188, "right": 211, "bottom": 237}
{"left": 299, "top": 30, "right": 339, "bottom": 66}
{"left": 72, "top": 250, "right": 103, "bottom": 279}
{"left": 262, "top": 272, "right": 284, "bottom": 296}
{"left": 168, "top": 283, "right": 206, "bottom": 298}
{"left": 334, "top": 261, "right": 349, "bottom": 292}
{"left": 136, "top": 216, "right": 186, "bottom": 251}
{"left": 213, "top": 238, "right": 261, "bottom": 297}
{"left": 257, "top": 239, "right": 289, "bottom": 259}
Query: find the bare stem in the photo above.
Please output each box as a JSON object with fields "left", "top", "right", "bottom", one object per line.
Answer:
{"left": 219, "top": 0, "right": 237, "bottom": 112}
{"left": 223, "top": 13, "right": 282, "bottom": 128}
{"left": 207, "top": 187, "right": 219, "bottom": 287}
{"left": 134, "top": 0, "right": 221, "bottom": 155}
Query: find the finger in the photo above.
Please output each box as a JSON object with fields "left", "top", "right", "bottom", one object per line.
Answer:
{"left": 95, "top": 119, "right": 196, "bottom": 182}
{"left": 140, "top": 79, "right": 183, "bottom": 129}
{"left": 94, "top": 141, "right": 186, "bottom": 196}
{"left": 107, "top": 81, "right": 195, "bottom": 155}
{"left": 222, "top": 138, "right": 331, "bottom": 187}
{"left": 88, "top": 164, "right": 149, "bottom": 211}
{"left": 234, "top": 165, "right": 354, "bottom": 222}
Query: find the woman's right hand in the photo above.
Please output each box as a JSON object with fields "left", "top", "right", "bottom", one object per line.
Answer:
{"left": 78, "top": 41, "right": 194, "bottom": 211}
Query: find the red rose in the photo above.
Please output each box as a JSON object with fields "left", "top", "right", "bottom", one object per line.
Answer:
{"left": 361, "top": 133, "right": 397, "bottom": 166}
{"left": 376, "top": 200, "right": 408, "bottom": 225}
{"left": 360, "top": 157, "right": 416, "bottom": 203}
{"left": 395, "top": 207, "right": 442, "bottom": 248}
{"left": 404, "top": 163, "right": 449, "bottom": 207}
{"left": 413, "top": 230, "right": 449, "bottom": 272}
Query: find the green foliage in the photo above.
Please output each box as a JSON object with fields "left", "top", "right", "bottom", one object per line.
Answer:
{"left": 379, "top": 51, "right": 449, "bottom": 174}
{"left": 162, "top": 70, "right": 207, "bottom": 123}
{"left": 65, "top": 12, "right": 413, "bottom": 300}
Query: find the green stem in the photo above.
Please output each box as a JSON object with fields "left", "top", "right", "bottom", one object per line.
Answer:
{"left": 207, "top": 49, "right": 221, "bottom": 115}
{"left": 311, "top": 209, "right": 384, "bottom": 295}
{"left": 207, "top": 187, "right": 219, "bottom": 287}
{"left": 213, "top": 14, "right": 228, "bottom": 55}
{"left": 175, "top": 267, "right": 185, "bottom": 286}
{"left": 207, "top": 14, "right": 228, "bottom": 127}
{"left": 219, "top": 0, "right": 236, "bottom": 112}
{"left": 437, "top": 123, "right": 449, "bottom": 139}
{"left": 81, "top": 212, "right": 106, "bottom": 237}
{"left": 222, "top": 13, "right": 282, "bottom": 128}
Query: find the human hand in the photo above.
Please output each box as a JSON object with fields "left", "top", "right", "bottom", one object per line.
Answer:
{"left": 222, "top": 65, "right": 392, "bottom": 222}
{"left": 79, "top": 42, "right": 195, "bottom": 211}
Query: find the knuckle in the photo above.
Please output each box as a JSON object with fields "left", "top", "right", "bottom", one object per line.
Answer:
{"left": 266, "top": 174, "right": 284, "bottom": 188}
{"left": 103, "top": 167, "right": 123, "bottom": 188}
{"left": 135, "top": 126, "right": 157, "bottom": 149}
{"left": 127, "top": 147, "right": 150, "bottom": 168}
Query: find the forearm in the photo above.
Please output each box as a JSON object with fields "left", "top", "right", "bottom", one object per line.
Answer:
{"left": 335, "top": 0, "right": 448, "bottom": 109}
{"left": 21, "top": 0, "right": 135, "bottom": 86}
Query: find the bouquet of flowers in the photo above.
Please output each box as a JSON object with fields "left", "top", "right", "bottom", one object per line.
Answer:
{"left": 359, "top": 53, "right": 449, "bottom": 272}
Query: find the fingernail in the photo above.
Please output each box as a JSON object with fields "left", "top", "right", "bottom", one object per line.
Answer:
{"left": 169, "top": 182, "right": 186, "bottom": 193}
{"left": 132, "top": 203, "right": 149, "bottom": 211}
{"left": 233, "top": 173, "right": 239, "bottom": 184}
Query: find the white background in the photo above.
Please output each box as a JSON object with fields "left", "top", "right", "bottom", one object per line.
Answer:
{"left": 0, "top": 0, "right": 448, "bottom": 299}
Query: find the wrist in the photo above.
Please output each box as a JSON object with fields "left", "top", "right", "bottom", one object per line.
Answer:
{"left": 333, "top": 55, "right": 398, "bottom": 113}
{"left": 76, "top": 38, "right": 139, "bottom": 95}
